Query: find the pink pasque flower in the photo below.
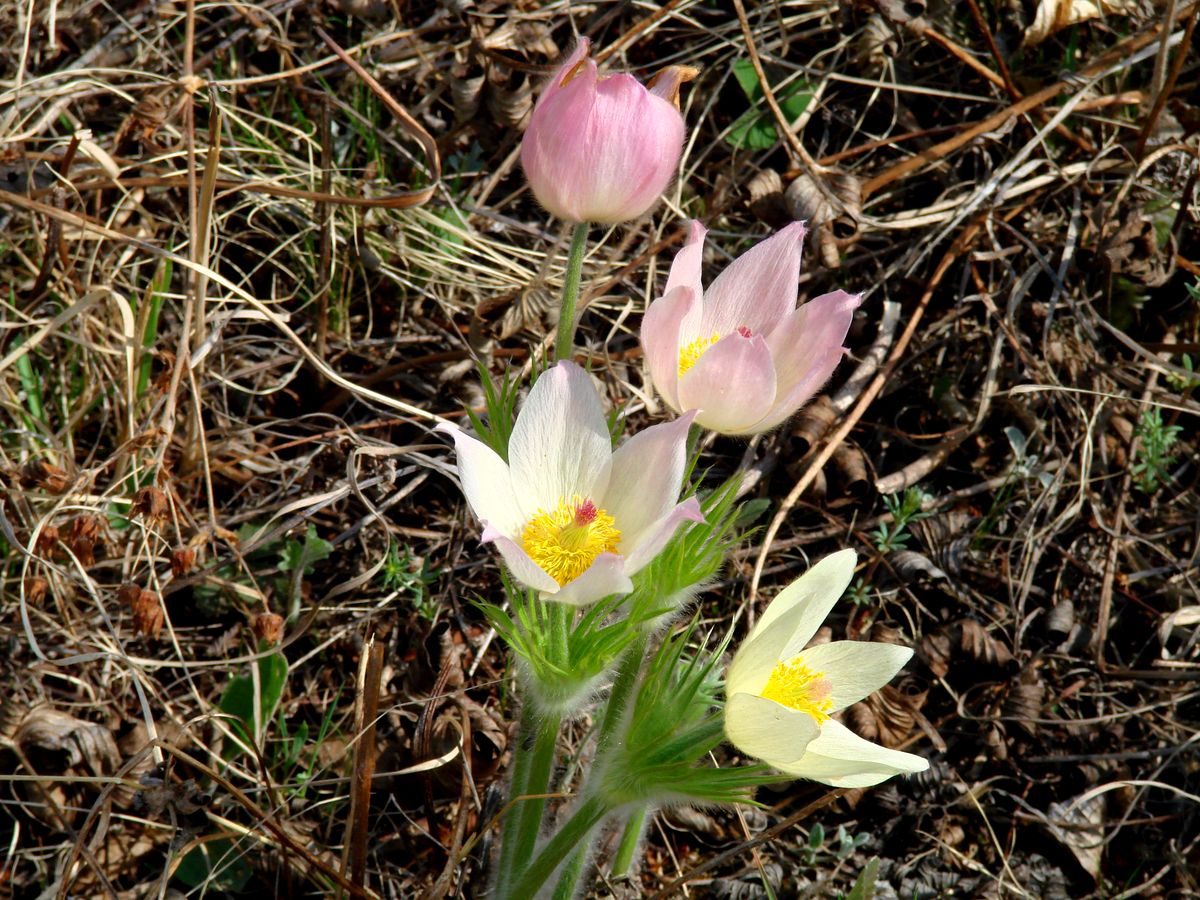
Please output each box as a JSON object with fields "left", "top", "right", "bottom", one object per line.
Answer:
{"left": 440, "top": 362, "right": 702, "bottom": 607}
{"left": 520, "top": 39, "right": 694, "bottom": 224}
{"left": 641, "top": 221, "right": 860, "bottom": 435}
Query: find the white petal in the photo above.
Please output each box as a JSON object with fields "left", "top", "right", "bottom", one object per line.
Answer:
{"left": 640, "top": 285, "right": 698, "bottom": 411}
{"left": 546, "top": 553, "right": 633, "bottom": 606}
{"left": 777, "top": 719, "right": 928, "bottom": 788}
{"left": 725, "top": 692, "right": 820, "bottom": 766}
{"left": 508, "top": 362, "right": 613, "bottom": 517}
{"left": 481, "top": 527, "right": 559, "bottom": 593}
{"left": 747, "top": 549, "right": 857, "bottom": 653}
{"left": 726, "top": 598, "right": 814, "bottom": 697}
{"left": 604, "top": 411, "right": 695, "bottom": 550}
{"left": 798, "top": 642, "right": 914, "bottom": 711}
{"left": 620, "top": 496, "right": 704, "bottom": 575}
{"left": 438, "top": 424, "right": 523, "bottom": 537}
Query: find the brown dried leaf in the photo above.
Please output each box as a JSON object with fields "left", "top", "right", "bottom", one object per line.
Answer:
{"left": 959, "top": 619, "right": 1014, "bottom": 668}
{"left": 16, "top": 707, "right": 120, "bottom": 776}
{"left": 845, "top": 682, "right": 923, "bottom": 749}
{"left": 170, "top": 546, "right": 196, "bottom": 577}
{"left": 33, "top": 524, "right": 59, "bottom": 557}
{"left": 784, "top": 170, "right": 862, "bottom": 268}
{"left": 1024, "top": 0, "right": 1143, "bottom": 46}
{"left": 1003, "top": 669, "right": 1046, "bottom": 736}
{"left": 24, "top": 576, "right": 48, "bottom": 605}
{"left": 67, "top": 514, "right": 101, "bottom": 567}
{"left": 19, "top": 459, "right": 70, "bottom": 493}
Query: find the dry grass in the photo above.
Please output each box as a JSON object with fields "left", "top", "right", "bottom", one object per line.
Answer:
{"left": 2, "top": 0, "right": 1199, "bottom": 897}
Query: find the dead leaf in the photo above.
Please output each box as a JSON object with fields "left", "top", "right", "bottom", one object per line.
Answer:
{"left": 1047, "top": 793, "right": 1105, "bottom": 878}
{"left": 1025, "top": 0, "right": 1146, "bottom": 46}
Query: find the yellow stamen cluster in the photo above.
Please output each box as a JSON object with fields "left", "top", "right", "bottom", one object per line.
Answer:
{"left": 678, "top": 332, "right": 721, "bottom": 376}
{"left": 760, "top": 657, "right": 834, "bottom": 723}
{"left": 521, "top": 495, "right": 621, "bottom": 587}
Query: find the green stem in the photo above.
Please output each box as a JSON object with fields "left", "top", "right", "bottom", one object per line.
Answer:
{"left": 495, "top": 704, "right": 561, "bottom": 898}
{"left": 509, "top": 795, "right": 611, "bottom": 898}
{"left": 610, "top": 807, "right": 648, "bottom": 877}
{"left": 549, "top": 633, "right": 648, "bottom": 898}
{"left": 554, "top": 222, "right": 589, "bottom": 362}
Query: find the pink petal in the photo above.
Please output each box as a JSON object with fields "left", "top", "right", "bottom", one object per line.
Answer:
{"left": 700, "top": 222, "right": 806, "bottom": 337}
{"left": 520, "top": 51, "right": 684, "bottom": 223}
{"left": 664, "top": 221, "right": 706, "bottom": 309}
{"left": 508, "top": 362, "right": 613, "bottom": 519}
{"left": 620, "top": 495, "right": 703, "bottom": 574}
{"left": 548, "top": 552, "right": 634, "bottom": 606}
{"left": 641, "top": 285, "right": 697, "bottom": 412}
{"left": 677, "top": 332, "right": 777, "bottom": 434}
{"left": 754, "top": 290, "right": 859, "bottom": 432}
{"left": 481, "top": 527, "right": 560, "bottom": 594}
{"left": 604, "top": 411, "right": 696, "bottom": 547}
{"left": 437, "top": 424, "right": 523, "bottom": 537}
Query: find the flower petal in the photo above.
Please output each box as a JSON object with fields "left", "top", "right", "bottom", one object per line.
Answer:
{"left": 726, "top": 597, "right": 815, "bottom": 697}
{"left": 437, "top": 425, "right": 523, "bottom": 537}
{"left": 664, "top": 221, "right": 706, "bottom": 312}
{"left": 546, "top": 552, "right": 633, "bottom": 606}
{"left": 798, "top": 642, "right": 914, "bottom": 712}
{"left": 725, "top": 691, "right": 820, "bottom": 766}
{"left": 777, "top": 719, "right": 928, "bottom": 788}
{"left": 677, "top": 332, "right": 776, "bottom": 434}
{"left": 700, "top": 222, "right": 806, "bottom": 337}
{"left": 620, "top": 495, "right": 703, "bottom": 575}
{"left": 640, "top": 285, "right": 698, "bottom": 411}
{"left": 480, "top": 526, "right": 559, "bottom": 593}
{"left": 753, "top": 290, "right": 859, "bottom": 432}
{"left": 605, "top": 411, "right": 695, "bottom": 548}
{"left": 746, "top": 549, "right": 857, "bottom": 652}
{"left": 508, "top": 362, "right": 613, "bottom": 518}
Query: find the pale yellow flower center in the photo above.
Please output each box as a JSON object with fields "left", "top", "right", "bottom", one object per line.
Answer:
{"left": 760, "top": 656, "right": 834, "bottom": 723}
{"left": 677, "top": 327, "right": 754, "bottom": 377}
{"left": 520, "top": 495, "right": 621, "bottom": 587}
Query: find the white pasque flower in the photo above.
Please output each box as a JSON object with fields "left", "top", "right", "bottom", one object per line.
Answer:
{"left": 441, "top": 361, "right": 702, "bottom": 607}
{"left": 725, "top": 549, "right": 929, "bottom": 788}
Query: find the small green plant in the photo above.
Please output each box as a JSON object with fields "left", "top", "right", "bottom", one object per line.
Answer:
{"left": 381, "top": 542, "right": 441, "bottom": 620}
{"left": 846, "top": 577, "right": 872, "bottom": 608}
{"left": 1132, "top": 408, "right": 1182, "bottom": 493}
{"left": 871, "top": 487, "right": 932, "bottom": 554}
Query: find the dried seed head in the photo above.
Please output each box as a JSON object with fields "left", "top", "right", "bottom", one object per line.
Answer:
{"left": 131, "top": 590, "right": 164, "bottom": 639}
{"left": 67, "top": 515, "right": 102, "bottom": 567}
{"left": 34, "top": 525, "right": 60, "bottom": 558}
{"left": 24, "top": 576, "right": 48, "bottom": 606}
{"left": 132, "top": 487, "right": 170, "bottom": 523}
{"left": 252, "top": 612, "right": 285, "bottom": 645}
{"left": 170, "top": 547, "right": 196, "bottom": 577}
{"left": 117, "top": 582, "right": 142, "bottom": 608}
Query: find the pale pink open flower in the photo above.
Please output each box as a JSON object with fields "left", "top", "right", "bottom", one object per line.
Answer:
{"left": 725, "top": 550, "right": 928, "bottom": 788}
{"left": 520, "top": 39, "right": 694, "bottom": 224}
{"left": 440, "top": 362, "right": 702, "bottom": 607}
{"left": 641, "top": 221, "right": 860, "bottom": 435}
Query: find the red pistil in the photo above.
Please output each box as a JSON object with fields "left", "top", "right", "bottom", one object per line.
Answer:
{"left": 573, "top": 499, "right": 599, "bottom": 526}
{"left": 737, "top": 325, "right": 753, "bottom": 338}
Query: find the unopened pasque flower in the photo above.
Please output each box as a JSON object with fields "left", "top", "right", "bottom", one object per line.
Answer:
{"left": 520, "top": 39, "right": 695, "bottom": 224}
{"left": 442, "top": 361, "right": 702, "bottom": 607}
{"left": 641, "top": 221, "right": 859, "bottom": 435}
{"left": 724, "top": 550, "right": 928, "bottom": 788}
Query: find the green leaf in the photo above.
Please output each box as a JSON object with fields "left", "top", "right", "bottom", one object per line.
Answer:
{"left": 846, "top": 857, "right": 880, "bottom": 900}
{"left": 175, "top": 837, "right": 253, "bottom": 891}
{"left": 278, "top": 524, "right": 333, "bottom": 574}
{"left": 725, "top": 59, "right": 814, "bottom": 151}
{"left": 218, "top": 652, "right": 289, "bottom": 758}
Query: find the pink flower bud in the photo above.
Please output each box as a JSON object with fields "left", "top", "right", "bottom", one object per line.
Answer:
{"left": 641, "top": 221, "right": 860, "bottom": 435}
{"left": 520, "top": 39, "right": 695, "bottom": 224}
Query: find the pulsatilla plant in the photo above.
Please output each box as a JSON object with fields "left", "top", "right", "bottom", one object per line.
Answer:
{"left": 438, "top": 37, "right": 928, "bottom": 899}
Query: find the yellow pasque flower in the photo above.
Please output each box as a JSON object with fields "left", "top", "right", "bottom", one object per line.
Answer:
{"left": 441, "top": 361, "right": 701, "bottom": 607}
{"left": 725, "top": 549, "right": 928, "bottom": 788}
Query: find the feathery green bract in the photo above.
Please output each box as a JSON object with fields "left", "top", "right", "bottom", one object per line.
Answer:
{"left": 625, "top": 471, "right": 749, "bottom": 624}
{"left": 477, "top": 576, "right": 640, "bottom": 715}
{"left": 604, "top": 619, "right": 774, "bottom": 807}
{"left": 464, "top": 360, "right": 520, "bottom": 462}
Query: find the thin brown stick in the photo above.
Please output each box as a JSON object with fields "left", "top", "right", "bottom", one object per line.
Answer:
{"left": 343, "top": 634, "right": 385, "bottom": 892}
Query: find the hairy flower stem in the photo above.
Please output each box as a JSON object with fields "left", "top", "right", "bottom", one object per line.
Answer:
{"left": 509, "top": 795, "right": 611, "bottom": 898}
{"left": 554, "top": 222, "right": 589, "bottom": 362}
{"left": 610, "top": 807, "right": 647, "bottom": 877}
{"left": 550, "top": 632, "right": 648, "bottom": 897}
{"left": 495, "top": 704, "right": 561, "bottom": 898}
